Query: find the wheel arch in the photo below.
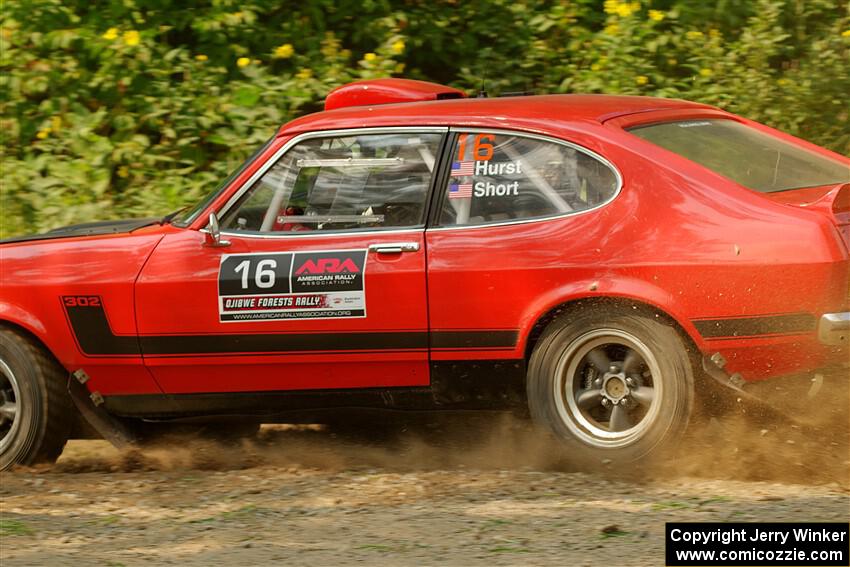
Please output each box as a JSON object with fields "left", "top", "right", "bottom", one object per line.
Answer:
{"left": 0, "top": 303, "right": 62, "bottom": 368}
{"left": 520, "top": 282, "right": 708, "bottom": 364}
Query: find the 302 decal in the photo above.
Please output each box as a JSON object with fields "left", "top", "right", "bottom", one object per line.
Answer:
{"left": 62, "top": 296, "right": 102, "bottom": 307}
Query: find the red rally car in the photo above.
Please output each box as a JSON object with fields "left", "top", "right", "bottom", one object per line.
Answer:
{"left": 1, "top": 79, "right": 848, "bottom": 469}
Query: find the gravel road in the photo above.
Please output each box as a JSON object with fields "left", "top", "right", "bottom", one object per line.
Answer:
{"left": 1, "top": 369, "right": 847, "bottom": 566}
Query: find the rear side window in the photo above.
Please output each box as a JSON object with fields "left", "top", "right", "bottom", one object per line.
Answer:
{"left": 438, "top": 132, "right": 619, "bottom": 227}
{"left": 628, "top": 119, "right": 850, "bottom": 193}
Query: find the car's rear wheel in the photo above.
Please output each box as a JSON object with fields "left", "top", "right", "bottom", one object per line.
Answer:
{"left": 0, "top": 327, "right": 75, "bottom": 470}
{"left": 527, "top": 308, "right": 694, "bottom": 465}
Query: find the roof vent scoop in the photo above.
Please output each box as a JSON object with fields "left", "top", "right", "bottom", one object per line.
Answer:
{"left": 324, "top": 78, "right": 466, "bottom": 111}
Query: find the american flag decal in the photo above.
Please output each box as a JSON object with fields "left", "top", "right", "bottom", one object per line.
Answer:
{"left": 450, "top": 161, "right": 474, "bottom": 176}
{"left": 448, "top": 183, "right": 473, "bottom": 199}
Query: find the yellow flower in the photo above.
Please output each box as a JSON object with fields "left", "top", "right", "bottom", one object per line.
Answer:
{"left": 117, "top": 166, "right": 129, "bottom": 178}
{"left": 391, "top": 40, "right": 405, "bottom": 54}
{"left": 685, "top": 30, "right": 704, "bottom": 40}
{"left": 123, "top": 30, "right": 140, "bottom": 46}
{"left": 102, "top": 27, "right": 119, "bottom": 40}
{"left": 709, "top": 28, "right": 720, "bottom": 38}
{"left": 296, "top": 68, "right": 312, "bottom": 80}
{"left": 842, "top": 29, "right": 850, "bottom": 38}
{"left": 237, "top": 57, "right": 251, "bottom": 68}
{"left": 777, "top": 78, "right": 789, "bottom": 86}
{"left": 51, "top": 116, "right": 61, "bottom": 132}
{"left": 273, "top": 43, "right": 294, "bottom": 59}
{"left": 195, "top": 54, "right": 208, "bottom": 61}
{"left": 394, "top": 62, "right": 406, "bottom": 74}
{"left": 648, "top": 10, "right": 665, "bottom": 22}
{"left": 36, "top": 129, "right": 49, "bottom": 140}
{"left": 616, "top": 2, "right": 640, "bottom": 17}
{"left": 604, "top": 23, "right": 619, "bottom": 35}
{"left": 699, "top": 68, "right": 713, "bottom": 77}
{"left": 636, "top": 75, "right": 649, "bottom": 85}
{"left": 363, "top": 52, "right": 377, "bottom": 62}
{"left": 667, "top": 57, "right": 677, "bottom": 66}
{"left": 604, "top": 0, "right": 640, "bottom": 17}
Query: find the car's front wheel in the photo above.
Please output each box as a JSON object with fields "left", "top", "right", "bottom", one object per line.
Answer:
{"left": 527, "top": 308, "right": 694, "bottom": 466}
{"left": 0, "top": 327, "right": 75, "bottom": 470}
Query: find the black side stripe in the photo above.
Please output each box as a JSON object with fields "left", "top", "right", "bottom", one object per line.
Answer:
{"left": 430, "top": 330, "right": 519, "bottom": 349}
{"left": 693, "top": 313, "right": 817, "bottom": 339}
{"left": 139, "top": 332, "right": 429, "bottom": 355}
{"left": 63, "top": 303, "right": 518, "bottom": 356}
{"left": 64, "top": 304, "right": 141, "bottom": 355}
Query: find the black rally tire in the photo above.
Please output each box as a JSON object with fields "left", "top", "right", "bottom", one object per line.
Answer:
{"left": 527, "top": 308, "right": 694, "bottom": 465}
{"left": 0, "top": 327, "right": 75, "bottom": 470}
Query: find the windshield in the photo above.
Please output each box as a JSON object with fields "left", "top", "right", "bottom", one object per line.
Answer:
{"left": 172, "top": 136, "right": 276, "bottom": 226}
{"left": 628, "top": 119, "right": 849, "bottom": 193}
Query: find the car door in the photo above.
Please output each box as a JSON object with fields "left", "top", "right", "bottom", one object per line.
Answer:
{"left": 135, "top": 128, "right": 446, "bottom": 394}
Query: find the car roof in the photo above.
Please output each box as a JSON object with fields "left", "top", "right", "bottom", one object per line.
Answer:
{"left": 278, "top": 94, "right": 716, "bottom": 137}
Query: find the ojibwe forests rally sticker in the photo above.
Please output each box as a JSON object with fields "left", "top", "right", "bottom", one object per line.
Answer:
{"left": 217, "top": 250, "right": 367, "bottom": 322}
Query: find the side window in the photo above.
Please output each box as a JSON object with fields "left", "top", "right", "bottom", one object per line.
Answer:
{"left": 438, "top": 132, "right": 619, "bottom": 226}
{"left": 221, "top": 132, "right": 442, "bottom": 233}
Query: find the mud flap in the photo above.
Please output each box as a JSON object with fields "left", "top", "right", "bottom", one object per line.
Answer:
{"left": 68, "top": 370, "right": 137, "bottom": 448}
{"left": 701, "top": 354, "right": 802, "bottom": 425}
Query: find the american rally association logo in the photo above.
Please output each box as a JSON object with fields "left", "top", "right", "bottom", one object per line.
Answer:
{"left": 293, "top": 256, "right": 361, "bottom": 287}
{"left": 294, "top": 257, "right": 361, "bottom": 275}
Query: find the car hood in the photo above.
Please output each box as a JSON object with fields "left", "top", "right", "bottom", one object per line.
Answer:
{"left": 0, "top": 218, "right": 162, "bottom": 245}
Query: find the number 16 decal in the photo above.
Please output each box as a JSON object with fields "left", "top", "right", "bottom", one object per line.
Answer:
{"left": 457, "top": 133, "right": 495, "bottom": 161}
{"left": 217, "top": 250, "right": 367, "bottom": 322}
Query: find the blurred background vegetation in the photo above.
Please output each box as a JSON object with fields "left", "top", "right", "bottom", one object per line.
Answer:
{"left": 1, "top": 0, "right": 848, "bottom": 238}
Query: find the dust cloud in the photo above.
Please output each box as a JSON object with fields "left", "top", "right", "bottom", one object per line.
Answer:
{"left": 36, "top": 367, "right": 849, "bottom": 488}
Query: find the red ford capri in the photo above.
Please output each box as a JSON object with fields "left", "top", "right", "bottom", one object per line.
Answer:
{"left": 1, "top": 79, "right": 848, "bottom": 469}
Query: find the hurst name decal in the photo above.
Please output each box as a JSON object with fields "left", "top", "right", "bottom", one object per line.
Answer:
{"left": 218, "top": 250, "right": 367, "bottom": 322}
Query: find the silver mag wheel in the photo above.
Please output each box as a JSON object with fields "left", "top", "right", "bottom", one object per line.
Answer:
{"left": 0, "top": 358, "right": 22, "bottom": 455}
{"left": 554, "top": 329, "right": 662, "bottom": 448}
{"left": 527, "top": 308, "right": 694, "bottom": 465}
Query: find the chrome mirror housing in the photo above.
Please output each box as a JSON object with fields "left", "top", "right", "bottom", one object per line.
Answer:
{"left": 204, "top": 212, "right": 231, "bottom": 247}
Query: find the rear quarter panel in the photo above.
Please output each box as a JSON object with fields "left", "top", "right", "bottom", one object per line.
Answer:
{"left": 428, "top": 119, "right": 848, "bottom": 379}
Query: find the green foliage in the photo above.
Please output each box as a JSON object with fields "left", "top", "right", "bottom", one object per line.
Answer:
{"left": 1, "top": 0, "right": 848, "bottom": 237}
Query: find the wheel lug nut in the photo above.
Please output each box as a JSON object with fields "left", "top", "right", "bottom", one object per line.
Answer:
{"left": 626, "top": 378, "right": 636, "bottom": 387}
{"left": 608, "top": 365, "right": 618, "bottom": 373}
{"left": 601, "top": 398, "right": 610, "bottom": 407}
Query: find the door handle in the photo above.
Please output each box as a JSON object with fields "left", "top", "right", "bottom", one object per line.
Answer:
{"left": 368, "top": 242, "right": 420, "bottom": 254}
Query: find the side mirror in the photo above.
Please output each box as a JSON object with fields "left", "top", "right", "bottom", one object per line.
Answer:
{"left": 204, "top": 212, "right": 231, "bottom": 248}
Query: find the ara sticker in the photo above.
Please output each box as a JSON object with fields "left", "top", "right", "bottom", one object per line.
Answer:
{"left": 217, "top": 249, "right": 367, "bottom": 322}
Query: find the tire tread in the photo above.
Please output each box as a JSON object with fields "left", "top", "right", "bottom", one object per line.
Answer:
{"left": 1, "top": 326, "right": 75, "bottom": 466}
